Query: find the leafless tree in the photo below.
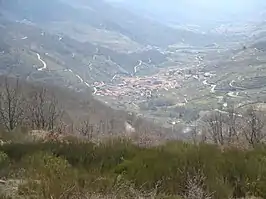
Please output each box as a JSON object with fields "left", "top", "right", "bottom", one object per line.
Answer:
{"left": 243, "top": 106, "right": 266, "bottom": 147}
{"left": 187, "top": 121, "right": 199, "bottom": 144}
{"left": 227, "top": 106, "right": 238, "bottom": 142}
{"left": 205, "top": 112, "right": 226, "bottom": 145}
{"left": 0, "top": 77, "right": 25, "bottom": 131}
{"left": 28, "top": 88, "right": 46, "bottom": 129}
{"left": 47, "top": 95, "right": 61, "bottom": 130}
{"left": 77, "top": 119, "right": 93, "bottom": 139}
{"left": 56, "top": 119, "right": 68, "bottom": 134}
{"left": 203, "top": 107, "right": 243, "bottom": 146}
{"left": 28, "top": 88, "right": 62, "bottom": 131}
{"left": 199, "top": 126, "right": 208, "bottom": 144}
{"left": 223, "top": 104, "right": 241, "bottom": 144}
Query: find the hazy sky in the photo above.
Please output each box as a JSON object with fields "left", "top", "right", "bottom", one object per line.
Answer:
{"left": 111, "top": 0, "right": 266, "bottom": 24}
{"left": 188, "top": 0, "right": 265, "bottom": 13}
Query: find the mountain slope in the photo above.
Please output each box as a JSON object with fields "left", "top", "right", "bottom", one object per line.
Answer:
{"left": 0, "top": 17, "right": 167, "bottom": 85}
{"left": 2, "top": 0, "right": 266, "bottom": 134}
{"left": 0, "top": 0, "right": 224, "bottom": 47}
{"left": 0, "top": 75, "right": 179, "bottom": 140}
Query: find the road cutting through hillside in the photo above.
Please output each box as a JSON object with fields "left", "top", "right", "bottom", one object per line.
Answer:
{"left": 202, "top": 79, "right": 216, "bottom": 93}
{"left": 229, "top": 79, "right": 246, "bottom": 90}
{"left": 227, "top": 79, "right": 246, "bottom": 98}
{"left": 227, "top": 91, "right": 241, "bottom": 98}
{"left": 67, "top": 69, "right": 91, "bottom": 89}
{"left": 74, "top": 73, "right": 90, "bottom": 88}
{"left": 134, "top": 60, "right": 142, "bottom": 73}
{"left": 203, "top": 77, "right": 244, "bottom": 98}
{"left": 36, "top": 53, "right": 47, "bottom": 71}
{"left": 211, "top": 84, "right": 216, "bottom": 93}
{"left": 93, "top": 87, "right": 98, "bottom": 94}
{"left": 214, "top": 109, "right": 243, "bottom": 117}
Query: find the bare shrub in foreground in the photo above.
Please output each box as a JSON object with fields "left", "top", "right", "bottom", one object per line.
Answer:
{"left": 184, "top": 173, "right": 213, "bottom": 199}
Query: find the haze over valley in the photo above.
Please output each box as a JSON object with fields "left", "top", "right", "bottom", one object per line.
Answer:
{"left": 3, "top": 2, "right": 266, "bottom": 198}
{"left": 1, "top": 0, "right": 266, "bottom": 134}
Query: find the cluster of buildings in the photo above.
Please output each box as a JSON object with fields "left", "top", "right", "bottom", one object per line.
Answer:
{"left": 93, "top": 69, "right": 184, "bottom": 100}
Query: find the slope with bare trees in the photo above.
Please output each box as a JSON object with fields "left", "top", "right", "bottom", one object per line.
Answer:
{"left": 0, "top": 76, "right": 179, "bottom": 143}
{"left": 0, "top": 78, "right": 25, "bottom": 131}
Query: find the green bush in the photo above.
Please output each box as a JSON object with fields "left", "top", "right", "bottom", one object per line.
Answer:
{"left": 1, "top": 140, "right": 266, "bottom": 198}
{"left": 114, "top": 142, "right": 266, "bottom": 198}
{"left": 18, "top": 152, "right": 78, "bottom": 199}
{"left": 115, "top": 143, "right": 231, "bottom": 197}
{"left": 0, "top": 151, "right": 9, "bottom": 168}
{"left": 0, "top": 151, "right": 9, "bottom": 178}
{"left": 0, "top": 139, "right": 138, "bottom": 172}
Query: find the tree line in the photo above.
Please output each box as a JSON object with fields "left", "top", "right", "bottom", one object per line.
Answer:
{"left": 0, "top": 77, "right": 159, "bottom": 141}
{"left": 0, "top": 77, "right": 62, "bottom": 132}
{"left": 191, "top": 104, "right": 266, "bottom": 148}
{"left": 1, "top": 77, "right": 266, "bottom": 148}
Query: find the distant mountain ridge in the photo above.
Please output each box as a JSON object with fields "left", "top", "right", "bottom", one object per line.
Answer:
{"left": 0, "top": 0, "right": 226, "bottom": 47}
{"left": 109, "top": 0, "right": 266, "bottom": 28}
{"left": 2, "top": 0, "right": 266, "bottom": 137}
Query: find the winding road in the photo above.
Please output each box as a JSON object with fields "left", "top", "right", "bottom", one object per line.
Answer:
{"left": 229, "top": 80, "right": 246, "bottom": 90}
{"left": 134, "top": 60, "right": 142, "bottom": 73}
{"left": 203, "top": 79, "right": 209, "bottom": 85}
{"left": 211, "top": 84, "right": 216, "bottom": 93}
{"left": 35, "top": 52, "right": 90, "bottom": 91}
{"left": 227, "top": 79, "right": 247, "bottom": 98}
{"left": 227, "top": 91, "right": 241, "bottom": 98}
{"left": 67, "top": 69, "right": 91, "bottom": 89}
{"left": 93, "top": 87, "right": 98, "bottom": 95}
{"left": 111, "top": 74, "right": 117, "bottom": 81}
{"left": 214, "top": 109, "right": 243, "bottom": 117}
{"left": 75, "top": 74, "right": 84, "bottom": 83}
{"left": 203, "top": 76, "right": 244, "bottom": 98}
{"left": 36, "top": 53, "right": 47, "bottom": 71}
{"left": 202, "top": 79, "right": 216, "bottom": 93}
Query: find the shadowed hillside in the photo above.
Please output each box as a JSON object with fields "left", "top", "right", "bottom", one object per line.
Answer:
{"left": 0, "top": 76, "right": 181, "bottom": 143}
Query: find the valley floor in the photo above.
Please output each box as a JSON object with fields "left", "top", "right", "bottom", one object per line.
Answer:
{"left": 93, "top": 46, "right": 266, "bottom": 130}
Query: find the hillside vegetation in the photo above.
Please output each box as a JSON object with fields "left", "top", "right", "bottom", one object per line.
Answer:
{"left": 0, "top": 136, "right": 266, "bottom": 198}
{"left": 0, "top": 76, "right": 176, "bottom": 141}
{"left": 0, "top": 77, "right": 266, "bottom": 198}
{"left": 1, "top": 1, "right": 266, "bottom": 198}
